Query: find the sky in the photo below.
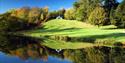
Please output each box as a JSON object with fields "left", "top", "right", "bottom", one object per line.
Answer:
{"left": 0, "top": 0, "right": 123, "bottom": 14}
{"left": 0, "top": 0, "right": 76, "bottom": 13}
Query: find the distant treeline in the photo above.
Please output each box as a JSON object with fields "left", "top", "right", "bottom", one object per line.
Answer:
{"left": 0, "top": 6, "right": 65, "bottom": 32}
{"left": 0, "top": 0, "right": 125, "bottom": 32}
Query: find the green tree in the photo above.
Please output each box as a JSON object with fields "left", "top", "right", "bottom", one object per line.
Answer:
{"left": 73, "top": 0, "right": 100, "bottom": 21}
{"left": 58, "top": 8, "right": 65, "bottom": 18}
{"left": 114, "top": 0, "right": 125, "bottom": 28}
{"left": 64, "top": 8, "right": 75, "bottom": 20}
{"left": 88, "top": 6, "right": 106, "bottom": 26}
{"left": 48, "top": 11, "right": 59, "bottom": 19}
{"left": 102, "top": 0, "right": 119, "bottom": 24}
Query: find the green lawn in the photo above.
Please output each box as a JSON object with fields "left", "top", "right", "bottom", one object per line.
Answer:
{"left": 23, "top": 19, "right": 125, "bottom": 49}
{"left": 24, "top": 19, "right": 125, "bottom": 42}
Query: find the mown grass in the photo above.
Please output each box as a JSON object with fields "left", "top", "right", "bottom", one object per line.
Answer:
{"left": 43, "top": 19, "right": 94, "bottom": 29}
{"left": 25, "top": 19, "right": 125, "bottom": 42}
{"left": 23, "top": 19, "right": 125, "bottom": 49}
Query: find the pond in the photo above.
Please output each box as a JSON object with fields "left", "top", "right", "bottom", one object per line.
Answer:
{"left": 0, "top": 34, "right": 125, "bottom": 63}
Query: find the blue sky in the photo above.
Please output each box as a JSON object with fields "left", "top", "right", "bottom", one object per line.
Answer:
{"left": 117, "top": 0, "right": 123, "bottom": 2}
{"left": 0, "top": 0, "right": 123, "bottom": 14}
{"left": 0, "top": 0, "right": 76, "bottom": 13}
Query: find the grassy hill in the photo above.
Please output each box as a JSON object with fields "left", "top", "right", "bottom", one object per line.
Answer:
{"left": 43, "top": 19, "right": 94, "bottom": 29}
{"left": 23, "top": 19, "right": 125, "bottom": 49}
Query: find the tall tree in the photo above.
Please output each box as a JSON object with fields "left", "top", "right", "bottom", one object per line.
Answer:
{"left": 16, "top": 7, "right": 30, "bottom": 21}
{"left": 64, "top": 8, "right": 75, "bottom": 20}
{"left": 88, "top": 6, "right": 106, "bottom": 26}
{"left": 41, "top": 6, "right": 49, "bottom": 22}
{"left": 28, "top": 7, "right": 41, "bottom": 24}
{"left": 58, "top": 8, "right": 65, "bottom": 18}
{"left": 114, "top": 0, "right": 125, "bottom": 28}
{"left": 73, "top": 0, "right": 100, "bottom": 21}
{"left": 102, "top": 0, "right": 119, "bottom": 24}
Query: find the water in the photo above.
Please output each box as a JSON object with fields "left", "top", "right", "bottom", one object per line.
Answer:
{"left": 0, "top": 52, "right": 72, "bottom": 63}
{"left": 0, "top": 34, "right": 125, "bottom": 63}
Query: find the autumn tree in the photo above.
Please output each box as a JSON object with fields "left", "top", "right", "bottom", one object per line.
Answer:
{"left": 88, "top": 6, "right": 106, "bottom": 26}
{"left": 0, "top": 12, "right": 27, "bottom": 31}
{"left": 16, "top": 7, "right": 30, "bottom": 21}
{"left": 41, "top": 6, "right": 49, "bottom": 22}
{"left": 28, "top": 7, "right": 41, "bottom": 24}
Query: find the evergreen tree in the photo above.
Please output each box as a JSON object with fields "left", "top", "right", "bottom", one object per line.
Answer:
{"left": 102, "top": 0, "right": 119, "bottom": 24}
{"left": 114, "top": 0, "right": 125, "bottom": 28}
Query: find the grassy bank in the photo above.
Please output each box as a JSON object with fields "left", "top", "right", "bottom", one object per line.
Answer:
{"left": 24, "top": 19, "right": 125, "bottom": 43}
{"left": 22, "top": 19, "right": 125, "bottom": 49}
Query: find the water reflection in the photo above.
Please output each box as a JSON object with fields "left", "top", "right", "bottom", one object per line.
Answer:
{"left": 0, "top": 52, "right": 72, "bottom": 63}
{"left": 0, "top": 33, "right": 125, "bottom": 63}
{"left": 0, "top": 33, "right": 72, "bottom": 63}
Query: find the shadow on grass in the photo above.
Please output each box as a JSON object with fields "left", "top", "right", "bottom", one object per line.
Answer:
{"left": 85, "top": 33, "right": 125, "bottom": 39}
{"left": 35, "top": 28, "right": 82, "bottom": 33}
{"left": 68, "top": 33, "right": 125, "bottom": 43}
{"left": 101, "top": 28, "right": 118, "bottom": 30}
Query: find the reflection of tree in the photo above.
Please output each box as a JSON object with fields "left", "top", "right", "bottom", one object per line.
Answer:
{"left": 1, "top": 34, "right": 125, "bottom": 63}
{"left": 63, "top": 47, "right": 125, "bottom": 63}
{"left": 0, "top": 33, "right": 66, "bottom": 61}
{"left": 109, "top": 47, "right": 125, "bottom": 63}
{"left": 0, "top": 34, "right": 49, "bottom": 60}
{"left": 63, "top": 49, "right": 86, "bottom": 63}
{"left": 85, "top": 47, "right": 105, "bottom": 63}
{"left": 9, "top": 48, "right": 28, "bottom": 60}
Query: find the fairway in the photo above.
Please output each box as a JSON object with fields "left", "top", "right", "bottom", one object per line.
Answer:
{"left": 24, "top": 19, "right": 125, "bottom": 43}
{"left": 1, "top": 0, "right": 125, "bottom": 63}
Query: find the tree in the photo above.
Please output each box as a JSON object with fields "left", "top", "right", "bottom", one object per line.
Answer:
{"left": 110, "top": 8, "right": 117, "bottom": 25}
{"left": 88, "top": 6, "right": 106, "bottom": 26}
{"left": 64, "top": 8, "right": 75, "bottom": 20}
{"left": 102, "top": 0, "right": 118, "bottom": 9}
{"left": 114, "top": 0, "right": 125, "bottom": 28}
{"left": 48, "top": 11, "right": 59, "bottom": 19}
{"left": 28, "top": 7, "right": 41, "bottom": 24}
{"left": 0, "top": 12, "right": 28, "bottom": 32}
{"left": 41, "top": 6, "right": 49, "bottom": 22}
{"left": 16, "top": 7, "right": 30, "bottom": 21}
{"left": 102, "top": 0, "right": 119, "bottom": 24}
{"left": 73, "top": 0, "right": 100, "bottom": 21}
{"left": 58, "top": 8, "right": 65, "bottom": 18}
